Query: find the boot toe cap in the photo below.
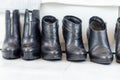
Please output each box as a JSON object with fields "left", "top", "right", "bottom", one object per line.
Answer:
{"left": 90, "top": 51, "right": 113, "bottom": 64}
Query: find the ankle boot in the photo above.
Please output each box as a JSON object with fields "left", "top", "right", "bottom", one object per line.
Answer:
{"left": 21, "top": 9, "right": 41, "bottom": 60}
{"left": 87, "top": 16, "right": 113, "bottom": 64}
{"left": 2, "top": 10, "right": 21, "bottom": 59}
{"left": 115, "top": 17, "right": 120, "bottom": 63}
{"left": 41, "top": 16, "right": 62, "bottom": 60}
{"left": 62, "top": 16, "right": 87, "bottom": 61}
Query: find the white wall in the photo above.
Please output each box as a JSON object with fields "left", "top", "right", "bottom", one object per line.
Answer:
{"left": 0, "top": 0, "right": 41, "bottom": 13}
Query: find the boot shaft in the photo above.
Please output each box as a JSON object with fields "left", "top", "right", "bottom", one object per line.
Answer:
{"left": 5, "top": 10, "right": 21, "bottom": 40}
{"left": 115, "top": 17, "right": 120, "bottom": 52}
{"left": 115, "top": 17, "right": 120, "bottom": 40}
{"left": 31, "top": 10, "right": 40, "bottom": 38}
{"left": 23, "top": 9, "right": 40, "bottom": 39}
{"left": 12, "top": 10, "right": 21, "bottom": 39}
{"left": 5, "top": 10, "right": 11, "bottom": 39}
{"left": 42, "top": 16, "right": 59, "bottom": 42}
{"left": 88, "top": 16, "right": 110, "bottom": 50}
{"left": 62, "top": 16, "right": 83, "bottom": 47}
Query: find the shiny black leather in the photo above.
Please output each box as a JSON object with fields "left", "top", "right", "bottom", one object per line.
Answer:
{"left": 115, "top": 17, "right": 120, "bottom": 63}
{"left": 62, "top": 16, "right": 87, "bottom": 61}
{"left": 2, "top": 10, "right": 21, "bottom": 59}
{"left": 41, "top": 16, "right": 62, "bottom": 60}
{"left": 21, "top": 9, "right": 41, "bottom": 60}
{"left": 87, "top": 16, "right": 113, "bottom": 64}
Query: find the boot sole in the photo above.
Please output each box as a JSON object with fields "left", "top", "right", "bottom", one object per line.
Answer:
{"left": 90, "top": 59, "right": 112, "bottom": 65}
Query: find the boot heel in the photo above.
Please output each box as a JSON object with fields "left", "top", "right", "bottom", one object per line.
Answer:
{"left": 42, "top": 53, "right": 62, "bottom": 60}
{"left": 21, "top": 51, "right": 40, "bottom": 60}
{"left": 67, "top": 54, "right": 86, "bottom": 61}
{"left": 2, "top": 50, "right": 20, "bottom": 59}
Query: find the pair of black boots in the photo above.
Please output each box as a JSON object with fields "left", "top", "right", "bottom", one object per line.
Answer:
{"left": 41, "top": 16, "right": 87, "bottom": 61}
{"left": 2, "top": 9, "right": 41, "bottom": 60}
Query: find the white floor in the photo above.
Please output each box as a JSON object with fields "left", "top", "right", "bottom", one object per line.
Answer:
{"left": 0, "top": 51, "right": 120, "bottom": 80}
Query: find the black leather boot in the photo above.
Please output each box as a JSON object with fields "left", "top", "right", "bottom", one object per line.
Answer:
{"left": 62, "top": 16, "right": 87, "bottom": 61}
{"left": 41, "top": 16, "right": 62, "bottom": 60}
{"left": 21, "top": 9, "right": 41, "bottom": 60}
{"left": 115, "top": 17, "right": 120, "bottom": 63}
{"left": 87, "top": 16, "right": 113, "bottom": 64}
{"left": 2, "top": 10, "right": 21, "bottom": 59}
